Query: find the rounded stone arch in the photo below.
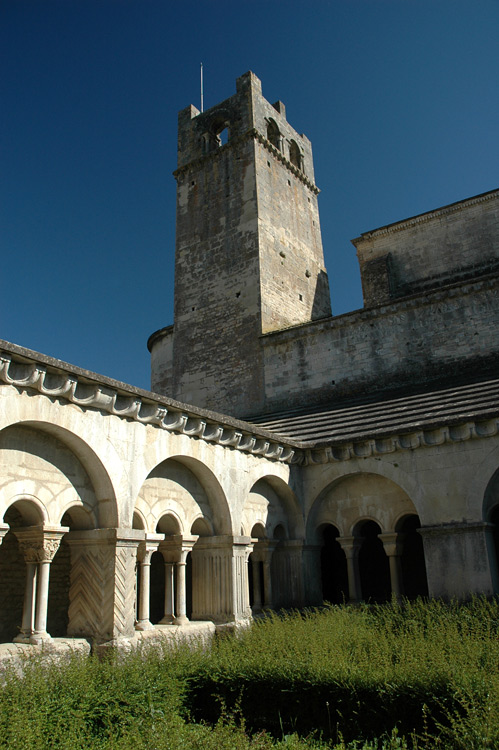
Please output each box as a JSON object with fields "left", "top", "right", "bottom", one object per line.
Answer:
{"left": 243, "top": 474, "right": 304, "bottom": 541}
{"left": 135, "top": 454, "right": 232, "bottom": 536}
{"left": 289, "top": 139, "right": 302, "bottom": 170}
{"left": 0, "top": 420, "right": 118, "bottom": 528}
{"left": 250, "top": 522, "right": 266, "bottom": 539}
{"left": 190, "top": 516, "right": 213, "bottom": 536}
{"left": 266, "top": 117, "right": 281, "bottom": 150}
{"left": 2, "top": 494, "right": 47, "bottom": 526}
{"left": 156, "top": 511, "right": 182, "bottom": 536}
{"left": 58, "top": 503, "right": 95, "bottom": 530}
{"left": 202, "top": 109, "right": 232, "bottom": 151}
{"left": 306, "top": 470, "right": 419, "bottom": 543}
{"left": 351, "top": 514, "right": 385, "bottom": 537}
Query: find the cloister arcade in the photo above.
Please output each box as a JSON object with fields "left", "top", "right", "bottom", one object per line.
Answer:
{"left": 1, "top": 372, "right": 499, "bottom": 648}
{"left": 307, "top": 473, "right": 429, "bottom": 605}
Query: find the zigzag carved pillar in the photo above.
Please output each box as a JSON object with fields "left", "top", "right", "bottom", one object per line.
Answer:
{"left": 136, "top": 534, "right": 163, "bottom": 631}
{"left": 191, "top": 535, "right": 252, "bottom": 623}
{"left": 13, "top": 525, "right": 68, "bottom": 644}
{"left": 67, "top": 529, "right": 144, "bottom": 643}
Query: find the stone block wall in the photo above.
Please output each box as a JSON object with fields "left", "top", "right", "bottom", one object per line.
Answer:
{"left": 259, "top": 275, "right": 499, "bottom": 415}
{"left": 354, "top": 190, "right": 499, "bottom": 306}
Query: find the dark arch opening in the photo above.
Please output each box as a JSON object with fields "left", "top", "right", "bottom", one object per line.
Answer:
{"left": 0, "top": 506, "right": 25, "bottom": 642}
{"left": 186, "top": 551, "right": 193, "bottom": 619}
{"left": 489, "top": 506, "right": 499, "bottom": 588}
{"left": 357, "top": 520, "right": 391, "bottom": 603}
{"left": 289, "top": 140, "right": 301, "bottom": 169}
{"left": 150, "top": 550, "right": 165, "bottom": 625}
{"left": 46, "top": 510, "right": 72, "bottom": 638}
{"left": 398, "top": 515, "right": 428, "bottom": 598}
{"left": 267, "top": 119, "right": 280, "bottom": 150}
{"left": 320, "top": 524, "right": 348, "bottom": 605}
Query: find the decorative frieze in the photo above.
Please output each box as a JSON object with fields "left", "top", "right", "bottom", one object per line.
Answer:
{"left": 0, "top": 348, "right": 296, "bottom": 464}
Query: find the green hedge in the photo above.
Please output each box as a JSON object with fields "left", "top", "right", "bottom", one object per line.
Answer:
{"left": 1, "top": 598, "right": 499, "bottom": 749}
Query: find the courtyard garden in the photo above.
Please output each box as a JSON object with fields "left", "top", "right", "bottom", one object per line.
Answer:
{"left": 1, "top": 597, "right": 499, "bottom": 749}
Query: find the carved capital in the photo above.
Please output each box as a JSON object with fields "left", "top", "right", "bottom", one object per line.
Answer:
{"left": 14, "top": 527, "right": 67, "bottom": 563}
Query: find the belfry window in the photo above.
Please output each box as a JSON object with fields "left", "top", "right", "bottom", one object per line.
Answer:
{"left": 289, "top": 140, "right": 302, "bottom": 170}
{"left": 267, "top": 118, "right": 281, "bottom": 150}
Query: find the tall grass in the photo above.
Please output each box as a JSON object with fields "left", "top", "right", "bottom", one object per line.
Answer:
{"left": 1, "top": 598, "right": 499, "bottom": 748}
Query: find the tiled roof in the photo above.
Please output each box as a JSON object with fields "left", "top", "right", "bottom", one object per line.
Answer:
{"left": 252, "top": 378, "right": 499, "bottom": 446}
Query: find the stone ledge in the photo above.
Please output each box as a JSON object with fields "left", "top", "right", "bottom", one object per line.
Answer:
{"left": 0, "top": 340, "right": 300, "bottom": 464}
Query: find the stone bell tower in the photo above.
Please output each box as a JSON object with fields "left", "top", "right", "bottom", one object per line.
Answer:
{"left": 148, "top": 71, "right": 331, "bottom": 418}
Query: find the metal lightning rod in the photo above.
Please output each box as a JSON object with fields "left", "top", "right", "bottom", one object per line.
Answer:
{"left": 200, "top": 62, "right": 204, "bottom": 113}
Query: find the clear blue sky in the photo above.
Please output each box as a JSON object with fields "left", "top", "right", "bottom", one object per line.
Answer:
{"left": 2, "top": 0, "right": 498, "bottom": 391}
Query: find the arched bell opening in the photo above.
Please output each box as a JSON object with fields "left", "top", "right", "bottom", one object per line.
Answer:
{"left": 355, "top": 520, "right": 391, "bottom": 603}
{"left": 267, "top": 118, "right": 281, "bottom": 150}
{"left": 289, "top": 139, "right": 302, "bottom": 170}
{"left": 396, "top": 515, "right": 428, "bottom": 599}
{"left": 319, "top": 524, "right": 348, "bottom": 605}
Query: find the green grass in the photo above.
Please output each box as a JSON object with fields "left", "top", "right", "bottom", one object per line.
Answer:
{"left": 1, "top": 598, "right": 499, "bottom": 748}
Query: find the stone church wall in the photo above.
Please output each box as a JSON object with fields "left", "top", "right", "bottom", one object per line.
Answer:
{"left": 260, "top": 274, "right": 499, "bottom": 414}
{"left": 354, "top": 190, "right": 499, "bottom": 306}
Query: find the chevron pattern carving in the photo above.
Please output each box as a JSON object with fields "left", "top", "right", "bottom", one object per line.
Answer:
{"left": 68, "top": 545, "right": 113, "bottom": 639}
{"left": 113, "top": 545, "right": 137, "bottom": 638}
{"left": 68, "top": 543, "right": 138, "bottom": 640}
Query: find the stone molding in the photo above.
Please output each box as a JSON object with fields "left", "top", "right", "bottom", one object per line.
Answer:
{"left": 353, "top": 188, "right": 499, "bottom": 243}
{"left": 297, "top": 419, "right": 499, "bottom": 465}
{"left": 0, "top": 347, "right": 296, "bottom": 464}
{"left": 173, "top": 127, "right": 320, "bottom": 194}
{"left": 2, "top": 344, "right": 498, "bottom": 469}
{"left": 418, "top": 521, "right": 491, "bottom": 538}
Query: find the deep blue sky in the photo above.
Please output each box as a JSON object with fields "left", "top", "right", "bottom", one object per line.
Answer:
{"left": 2, "top": 0, "right": 498, "bottom": 391}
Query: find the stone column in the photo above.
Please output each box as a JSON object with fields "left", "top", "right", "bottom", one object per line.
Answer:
{"left": 174, "top": 549, "right": 189, "bottom": 625}
{"left": 379, "top": 533, "right": 404, "bottom": 600}
{"left": 14, "top": 526, "right": 67, "bottom": 644}
{"left": 13, "top": 559, "right": 37, "bottom": 643}
{"left": 337, "top": 536, "right": 363, "bottom": 603}
{"left": 135, "top": 533, "right": 163, "bottom": 631}
{"left": 158, "top": 535, "right": 182, "bottom": 624}
{"left": 160, "top": 562, "right": 175, "bottom": 624}
{"left": 135, "top": 547, "right": 154, "bottom": 631}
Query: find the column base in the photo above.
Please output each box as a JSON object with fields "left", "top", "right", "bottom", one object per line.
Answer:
{"left": 173, "top": 615, "right": 189, "bottom": 626}
{"left": 13, "top": 632, "right": 32, "bottom": 644}
{"left": 159, "top": 614, "right": 175, "bottom": 624}
{"left": 135, "top": 620, "right": 154, "bottom": 631}
{"left": 29, "top": 631, "right": 51, "bottom": 644}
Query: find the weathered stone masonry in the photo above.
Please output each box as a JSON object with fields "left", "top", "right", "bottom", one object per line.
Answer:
{"left": 1, "top": 72, "right": 499, "bottom": 651}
